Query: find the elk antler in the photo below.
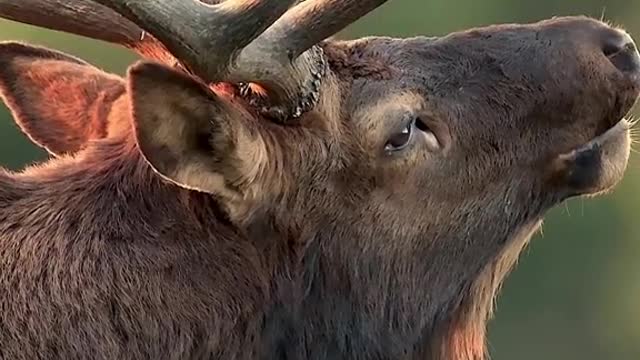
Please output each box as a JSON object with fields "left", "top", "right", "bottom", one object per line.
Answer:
{"left": 232, "top": 0, "right": 390, "bottom": 118}
{"left": 0, "top": 1, "right": 177, "bottom": 64}
{"left": 0, "top": 0, "right": 388, "bottom": 121}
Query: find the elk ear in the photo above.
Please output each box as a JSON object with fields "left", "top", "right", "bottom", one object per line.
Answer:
{"left": 0, "top": 42, "right": 126, "bottom": 157}
{"left": 127, "top": 61, "right": 267, "bottom": 200}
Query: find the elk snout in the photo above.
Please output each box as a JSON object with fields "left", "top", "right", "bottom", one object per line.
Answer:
{"left": 602, "top": 29, "right": 640, "bottom": 75}
{"left": 548, "top": 18, "right": 640, "bottom": 128}
{"left": 535, "top": 18, "right": 640, "bottom": 197}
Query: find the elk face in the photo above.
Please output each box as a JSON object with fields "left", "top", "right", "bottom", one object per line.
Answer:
{"left": 294, "top": 15, "right": 640, "bottom": 357}
{"left": 328, "top": 17, "right": 640, "bottom": 244}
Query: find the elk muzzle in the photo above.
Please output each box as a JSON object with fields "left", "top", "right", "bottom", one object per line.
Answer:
{"left": 551, "top": 21, "right": 640, "bottom": 197}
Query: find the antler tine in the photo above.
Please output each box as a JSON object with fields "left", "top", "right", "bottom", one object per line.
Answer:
{"left": 259, "top": 0, "right": 389, "bottom": 60}
{"left": 0, "top": 1, "right": 225, "bottom": 66}
{"left": 0, "top": 1, "right": 138, "bottom": 45}
{"left": 230, "top": 0, "right": 389, "bottom": 119}
{"left": 92, "top": 0, "right": 298, "bottom": 81}
{"left": 0, "top": 1, "right": 174, "bottom": 63}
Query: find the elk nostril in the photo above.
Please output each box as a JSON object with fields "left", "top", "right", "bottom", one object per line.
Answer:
{"left": 602, "top": 31, "right": 640, "bottom": 74}
{"left": 603, "top": 37, "right": 625, "bottom": 57}
{"left": 603, "top": 40, "right": 636, "bottom": 58}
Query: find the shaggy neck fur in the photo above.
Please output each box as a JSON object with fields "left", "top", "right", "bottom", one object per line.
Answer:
{"left": 431, "top": 222, "right": 541, "bottom": 360}
{"left": 296, "top": 218, "right": 542, "bottom": 360}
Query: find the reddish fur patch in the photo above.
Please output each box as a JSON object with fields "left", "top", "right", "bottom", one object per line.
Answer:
{"left": 442, "top": 316, "right": 486, "bottom": 360}
{"left": 210, "top": 82, "right": 237, "bottom": 97}
{"left": 246, "top": 83, "right": 268, "bottom": 98}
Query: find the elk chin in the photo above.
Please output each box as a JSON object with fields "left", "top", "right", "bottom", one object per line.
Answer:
{"left": 553, "top": 119, "right": 631, "bottom": 197}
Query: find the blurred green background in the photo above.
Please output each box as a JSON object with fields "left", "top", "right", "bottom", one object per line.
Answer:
{"left": 0, "top": 1, "right": 639, "bottom": 359}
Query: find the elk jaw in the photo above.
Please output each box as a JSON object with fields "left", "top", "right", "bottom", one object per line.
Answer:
{"left": 553, "top": 118, "right": 631, "bottom": 197}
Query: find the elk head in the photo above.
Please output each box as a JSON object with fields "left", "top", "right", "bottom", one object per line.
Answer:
{"left": 0, "top": 1, "right": 639, "bottom": 359}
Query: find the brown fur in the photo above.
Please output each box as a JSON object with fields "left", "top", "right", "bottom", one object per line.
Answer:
{"left": 0, "top": 15, "right": 639, "bottom": 360}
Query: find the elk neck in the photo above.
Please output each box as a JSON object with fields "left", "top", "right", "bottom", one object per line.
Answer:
{"left": 286, "top": 203, "right": 546, "bottom": 360}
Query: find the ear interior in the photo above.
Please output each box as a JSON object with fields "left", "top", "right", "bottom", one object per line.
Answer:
{"left": 125, "top": 61, "right": 275, "bottom": 220}
{"left": 127, "top": 61, "right": 249, "bottom": 194}
{"left": 0, "top": 42, "right": 126, "bottom": 156}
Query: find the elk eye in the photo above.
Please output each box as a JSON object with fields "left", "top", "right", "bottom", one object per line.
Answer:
{"left": 385, "top": 120, "right": 414, "bottom": 152}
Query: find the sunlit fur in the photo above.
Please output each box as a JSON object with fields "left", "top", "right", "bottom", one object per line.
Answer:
{"left": 0, "top": 15, "right": 638, "bottom": 360}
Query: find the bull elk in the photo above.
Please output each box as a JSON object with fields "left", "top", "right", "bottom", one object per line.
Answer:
{"left": 0, "top": 0, "right": 638, "bottom": 359}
